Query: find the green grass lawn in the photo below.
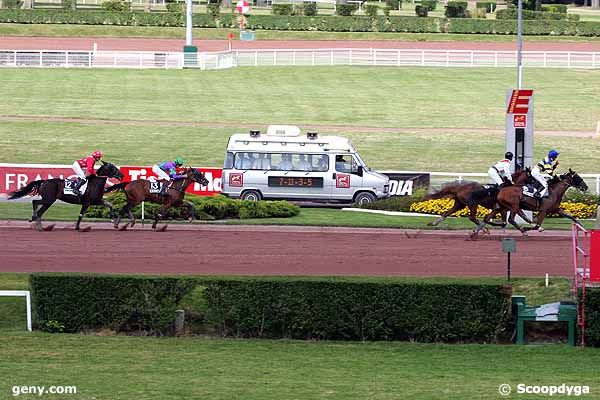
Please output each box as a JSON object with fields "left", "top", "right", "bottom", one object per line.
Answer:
{"left": 0, "top": 331, "right": 599, "bottom": 400}
{"left": 1, "top": 67, "right": 600, "bottom": 173}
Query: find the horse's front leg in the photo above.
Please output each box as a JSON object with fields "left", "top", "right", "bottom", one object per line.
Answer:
{"left": 184, "top": 200, "right": 195, "bottom": 222}
{"left": 103, "top": 200, "right": 115, "bottom": 223}
{"left": 152, "top": 205, "right": 168, "bottom": 229}
{"left": 428, "top": 200, "right": 464, "bottom": 226}
{"left": 76, "top": 203, "right": 90, "bottom": 231}
{"left": 554, "top": 208, "right": 583, "bottom": 229}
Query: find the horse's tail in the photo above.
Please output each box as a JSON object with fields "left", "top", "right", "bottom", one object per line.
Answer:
{"left": 8, "top": 180, "right": 44, "bottom": 200}
{"left": 105, "top": 182, "right": 130, "bottom": 193}
{"left": 423, "top": 186, "right": 456, "bottom": 201}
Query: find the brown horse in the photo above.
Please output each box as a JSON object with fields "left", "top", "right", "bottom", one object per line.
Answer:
{"left": 106, "top": 167, "right": 209, "bottom": 231}
{"left": 474, "top": 169, "right": 588, "bottom": 235}
{"left": 424, "top": 169, "right": 530, "bottom": 229}
{"left": 8, "top": 161, "right": 123, "bottom": 231}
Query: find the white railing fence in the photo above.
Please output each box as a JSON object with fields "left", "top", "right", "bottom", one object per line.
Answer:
{"left": 1, "top": 49, "right": 599, "bottom": 70}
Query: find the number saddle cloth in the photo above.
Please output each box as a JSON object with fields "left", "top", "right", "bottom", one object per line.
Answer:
{"left": 63, "top": 179, "right": 88, "bottom": 195}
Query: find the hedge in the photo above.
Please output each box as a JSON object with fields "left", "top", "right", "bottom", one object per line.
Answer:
{"left": 86, "top": 193, "right": 300, "bottom": 220}
{"left": 475, "top": 1, "right": 496, "bottom": 12}
{"left": 204, "top": 278, "right": 512, "bottom": 341}
{"left": 496, "top": 8, "right": 578, "bottom": 21}
{"left": 582, "top": 288, "right": 600, "bottom": 347}
{"left": 0, "top": 9, "right": 598, "bottom": 36}
{"left": 30, "top": 274, "right": 196, "bottom": 333}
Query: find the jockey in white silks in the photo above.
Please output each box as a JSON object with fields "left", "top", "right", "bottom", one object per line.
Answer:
{"left": 488, "top": 152, "right": 514, "bottom": 186}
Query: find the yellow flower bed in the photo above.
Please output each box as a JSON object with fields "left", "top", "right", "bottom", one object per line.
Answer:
{"left": 410, "top": 199, "right": 597, "bottom": 219}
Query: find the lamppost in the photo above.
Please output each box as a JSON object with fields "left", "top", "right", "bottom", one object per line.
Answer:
{"left": 516, "top": 0, "right": 523, "bottom": 89}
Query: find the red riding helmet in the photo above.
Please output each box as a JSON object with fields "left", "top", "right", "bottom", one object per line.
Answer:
{"left": 92, "top": 150, "right": 103, "bottom": 160}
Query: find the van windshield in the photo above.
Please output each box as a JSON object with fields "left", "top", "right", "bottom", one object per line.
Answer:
{"left": 354, "top": 153, "right": 369, "bottom": 171}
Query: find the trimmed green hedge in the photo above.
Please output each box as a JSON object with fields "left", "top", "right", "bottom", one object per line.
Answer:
{"left": 30, "top": 274, "right": 196, "bottom": 333}
{"left": 0, "top": 9, "right": 598, "bottom": 36}
{"left": 581, "top": 288, "right": 600, "bottom": 347}
{"left": 204, "top": 278, "right": 512, "bottom": 341}
{"left": 497, "top": 8, "right": 573, "bottom": 21}
{"left": 87, "top": 193, "right": 300, "bottom": 220}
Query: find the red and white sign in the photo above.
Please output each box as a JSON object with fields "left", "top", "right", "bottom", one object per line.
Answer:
{"left": 236, "top": 0, "right": 249, "bottom": 14}
{"left": 336, "top": 174, "right": 350, "bottom": 189}
{"left": 119, "top": 165, "right": 222, "bottom": 196}
{"left": 513, "top": 114, "right": 527, "bottom": 128}
{"left": 228, "top": 173, "right": 243, "bottom": 187}
{"left": 507, "top": 89, "right": 533, "bottom": 114}
{"left": 0, "top": 164, "right": 222, "bottom": 197}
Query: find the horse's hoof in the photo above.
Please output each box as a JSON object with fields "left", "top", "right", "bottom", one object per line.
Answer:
{"left": 155, "top": 225, "right": 168, "bottom": 232}
{"left": 42, "top": 224, "right": 55, "bottom": 232}
{"left": 79, "top": 226, "right": 92, "bottom": 232}
{"left": 118, "top": 224, "right": 128, "bottom": 231}
{"left": 538, "top": 227, "right": 545, "bottom": 232}
{"left": 521, "top": 231, "right": 528, "bottom": 236}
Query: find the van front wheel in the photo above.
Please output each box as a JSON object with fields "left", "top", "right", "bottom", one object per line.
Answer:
{"left": 241, "top": 190, "right": 262, "bottom": 201}
{"left": 354, "top": 192, "right": 376, "bottom": 205}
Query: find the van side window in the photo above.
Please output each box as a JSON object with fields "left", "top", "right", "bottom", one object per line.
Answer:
{"left": 313, "top": 155, "right": 329, "bottom": 172}
{"left": 335, "top": 155, "right": 358, "bottom": 173}
{"left": 293, "top": 154, "right": 312, "bottom": 171}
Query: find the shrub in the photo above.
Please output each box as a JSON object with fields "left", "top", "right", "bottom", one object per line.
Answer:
{"left": 62, "top": 0, "right": 76, "bottom": 10}
{"left": 445, "top": 1, "right": 468, "bottom": 17}
{"left": 562, "top": 188, "right": 600, "bottom": 206}
{"left": 31, "top": 274, "right": 197, "bottom": 334}
{"left": 272, "top": 3, "right": 293, "bottom": 15}
{"left": 582, "top": 288, "right": 600, "bottom": 347}
{"left": 415, "top": 4, "right": 429, "bottom": 16}
{"left": 166, "top": 2, "right": 184, "bottom": 13}
{"left": 204, "top": 278, "right": 512, "bottom": 342}
{"left": 3, "top": 0, "right": 23, "bottom": 8}
{"left": 101, "top": 0, "right": 131, "bottom": 11}
{"left": 336, "top": 3, "right": 358, "bottom": 16}
{"left": 510, "top": 0, "right": 537, "bottom": 10}
{"left": 542, "top": 3, "right": 567, "bottom": 13}
{"left": 496, "top": 8, "right": 570, "bottom": 20}
{"left": 383, "top": 6, "right": 390, "bottom": 15}
{"left": 421, "top": 0, "right": 436, "bottom": 11}
{"left": 86, "top": 192, "right": 299, "bottom": 220}
{"left": 365, "top": 3, "right": 379, "bottom": 18}
{"left": 386, "top": 0, "right": 400, "bottom": 9}
{"left": 476, "top": 1, "right": 495, "bottom": 12}
{"left": 304, "top": 1, "right": 317, "bottom": 15}
{"left": 293, "top": 2, "right": 304, "bottom": 15}
{"left": 207, "top": 2, "right": 220, "bottom": 17}
{"left": 471, "top": 7, "right": 486, "bottom": 18}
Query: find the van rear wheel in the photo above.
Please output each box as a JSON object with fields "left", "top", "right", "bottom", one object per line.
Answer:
{"left": 354, "top": 192, "right": 376, "bottom": 205}
{"left": 241, "top": 190, "right": 262, "bottom": 201}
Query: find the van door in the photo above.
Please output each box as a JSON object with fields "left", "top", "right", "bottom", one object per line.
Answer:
{"left": 261, "top": 153, "right": 331, "bottom": 201}
{"left": 330, "top": 154, "right": 363, "bottom": 202}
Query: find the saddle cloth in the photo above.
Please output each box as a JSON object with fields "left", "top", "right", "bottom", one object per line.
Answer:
{"left": 149, "top": 181, "right": 163, "bottom": 194}
{"left": 63, "top": 179, "right": 88, "bottom": 195}
{"left": 522, "top": 184, "right": 538, "bottom": 198}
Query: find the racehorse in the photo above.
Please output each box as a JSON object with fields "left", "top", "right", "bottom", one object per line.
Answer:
{"left": 423, "top": 169, "right": 530, "bottom": 229}
{"left": 473, "top": 169, "right": 588, "bottom": 235}
{"left": 106, "top": 167, "right": 209, "bottom": 231}
{"left": 8, "top": 161, "right": 124, "bottom": 231}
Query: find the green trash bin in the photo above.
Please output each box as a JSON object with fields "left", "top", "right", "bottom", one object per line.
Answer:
{"left": 512, "top": 296, "right": 577, "bottom": 346}
{"left": 240, "top": 30, "right": 256, "bottom": 41}
{"left": 183, "top": 45, "right": 198, "bottom": 68}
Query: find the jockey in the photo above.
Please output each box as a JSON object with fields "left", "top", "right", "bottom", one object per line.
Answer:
{"left": 152, "top": 157, "right": 186, "bottom": 195}
{"left": 72, "top": 150, "right": 103, "bottom": 196}
{"left": 531, "top": 149, "right": 560, "bottom": 198}
{"left": 488, "top": 152, "right": 514, "bottom": 186}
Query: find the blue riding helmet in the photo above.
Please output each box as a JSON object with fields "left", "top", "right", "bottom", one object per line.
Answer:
{"left": 548, "top": 150, "right": 560, "bottom": 160}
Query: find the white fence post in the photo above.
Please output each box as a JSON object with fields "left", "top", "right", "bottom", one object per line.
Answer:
{"left": 397, "top": 49, "right": 401, "bottom": 66}
{"left": 568, "top": 52, "right": 572, "bottom": 68}
{"left": 312, "top": 50, "right": 315, "bottom": 66}
{"left": 273, "top": 50, "right": 277, "bottom": 66}
{"left": 293, "top": 50, "right": 296, "bottom": 66}
{"left": 597, "top": 176, "right": 600, "bottom": 195}
{"left": 39, "top": 51, "right": 43, "bottom": 67}
{"left": 349, "top": 49, "right": 352, "bottom": 66}
{"left": 421, "top": 50, "right": 425, "bottom": 66}
{"left": 470, "top": 51, "right": 474, "bottom": 67}
{"left": 254, "top": 51, "right": 258, "bottom": 67}
{"left": 330, "top": 50, "right": 334, "bottom": 66}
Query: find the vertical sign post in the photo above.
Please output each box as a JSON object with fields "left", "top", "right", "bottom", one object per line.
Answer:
{"left": 502, "top": 238, "right": 517, "bottom": 282}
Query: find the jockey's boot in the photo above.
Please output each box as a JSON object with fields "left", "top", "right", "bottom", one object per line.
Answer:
{"left": 160, "top": 180, "right": 170, "bottom": 196}
{"left": 73, "top": 178, "right": 85, "bottom": 196}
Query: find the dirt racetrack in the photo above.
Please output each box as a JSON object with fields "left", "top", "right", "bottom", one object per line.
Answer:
{"left": 0, "top": 222, "right": 573, "bottom": 277}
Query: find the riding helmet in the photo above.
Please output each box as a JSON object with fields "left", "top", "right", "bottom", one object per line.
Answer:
{"left": 548, "top": 150, "right": 560, "bottom": 160}
{"left": 174, "top": 157, "right": 184, "bottom": 166}
{"left": 92, "top": 150, "right": 103, "bottom": 160}
{"left": 504, "top": 151, "right": 514, "bottom": 161}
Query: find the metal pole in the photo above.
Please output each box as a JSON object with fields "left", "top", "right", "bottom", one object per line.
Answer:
{"left": 517, "top": 0, "right": 523, "bottom": 89}
{"left": 507, "top": 252, "right": 512, "bottom": 282}
{"left": 185, "top": 0, "right": 193, "bottom": 46}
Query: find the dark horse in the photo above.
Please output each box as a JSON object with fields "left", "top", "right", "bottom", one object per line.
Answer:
{"left": 8, "top": 161, "right": 124, "bottom": 231}
{"left": 473, "top": 169, "right": 588, "bottom": 235}
{"left": 106, "top": 167, "right": 209, "bottom": 231}
{"left": 423, "top": 169, "right": 530, "bottom": 229}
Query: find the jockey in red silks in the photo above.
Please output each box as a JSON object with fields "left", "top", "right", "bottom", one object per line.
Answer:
{"left": 71, "top": 150, "right": 103, "bottom": 196}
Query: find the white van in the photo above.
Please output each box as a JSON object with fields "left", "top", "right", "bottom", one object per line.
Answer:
{"left": 221, "top": 125, "right": 390, "bottom": 204}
